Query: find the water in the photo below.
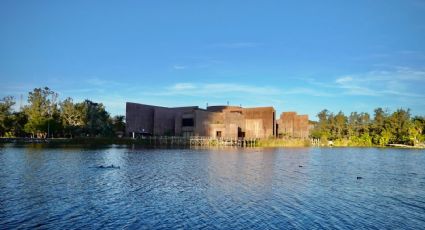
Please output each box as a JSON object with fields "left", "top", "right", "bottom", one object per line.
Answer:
{"left": 1, "top": 145, "right": 425, "bottom": 229}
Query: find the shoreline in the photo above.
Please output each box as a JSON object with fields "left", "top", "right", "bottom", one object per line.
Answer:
{"left": 1, "top": 137, "right": 424, "bottom": 149}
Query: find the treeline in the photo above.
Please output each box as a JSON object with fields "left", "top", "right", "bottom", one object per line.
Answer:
{"left": 0, "top": 87, "right": 125, "bottom": 138}
{"left": 310, "top": 108, "right": 425, "bottom": 146}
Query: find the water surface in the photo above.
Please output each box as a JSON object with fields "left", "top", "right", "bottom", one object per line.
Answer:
{"left": 1, "top": 145, "right": 425, "bottom": 229}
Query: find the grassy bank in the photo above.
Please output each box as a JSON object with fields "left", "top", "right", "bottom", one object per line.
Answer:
{"left": 324, "top": 138, "right": 425, "bottom": 149}
{"left": 257, "top": 138, "right": 311, "bottom": 147}
{"left": 1, "top": 137, "right": 423, "bottom": 148}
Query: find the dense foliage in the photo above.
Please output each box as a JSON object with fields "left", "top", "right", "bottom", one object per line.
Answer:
{"left": 310, "top": 108, "right": 425, "bottom": 146}
{"left": 0, "top": 87, "right": 125, "bottom": 138}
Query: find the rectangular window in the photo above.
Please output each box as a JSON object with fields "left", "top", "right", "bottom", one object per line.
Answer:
{"left": 182, "top": 118, "right": 194, "bottom": 127}
{"left": 216, "top": 131, "right": 222, "bottom": 138}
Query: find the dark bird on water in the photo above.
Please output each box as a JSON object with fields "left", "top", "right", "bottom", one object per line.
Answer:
{"left": 97, "top": 164, "right": 120, "bottom": 169}
{"left": 356, "top": 176, "right": 363, "bottom": 180}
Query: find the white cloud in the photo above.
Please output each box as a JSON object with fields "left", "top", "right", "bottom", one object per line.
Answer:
{"left": 335, "top": 76, "right": 353, "bottom": 84}
{"left": 154, "top": 83, "right": 280, "bottom": 97}
{"left": 171, "top": 83, "right": 196, "bottom": 91}
{"left": 282, "top": 87, "right": 335, "bottom": 97}
{"left": 85, "top": 77, "right": 123, "bottom": 87}
{"left": 173, "top": 65, "right": 187, "bottom": 70}
{"left": 334, "top": 67, "right": 425, "bottom": 97}
{"left": 147, "top": 82, "right": 339, "bottom": 99}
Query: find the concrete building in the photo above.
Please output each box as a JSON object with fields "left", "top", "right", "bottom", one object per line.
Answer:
{"left": 126, "top": 102, "right": 276, "bottom": 139}
{"left": 276, "top": 112, "right": 309, "bottom": 139}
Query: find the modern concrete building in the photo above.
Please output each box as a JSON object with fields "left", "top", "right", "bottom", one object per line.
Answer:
{"left": 126, "top": 102, "right": 276, "bottom": 139}
{"left": 276, "top": 112, "right": 309, "bottom": 139}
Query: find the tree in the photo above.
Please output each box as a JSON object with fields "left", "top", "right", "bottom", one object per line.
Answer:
{"left": 386, "top": 108, "right": 411, "bottom": 144}
{"left": 371, "top": 108, "right": 387, "bottom": 145}
{"left": 359, "top": 112, "right": 371, "bottom": 135}
{"left": 24, "top": 87, "right": 59, "bottom": 138}
{"left": 112, "top": 115, "right": 126, "bottom": 136}
{"left": 60, "top": 98, "right": 84, "bottom": 137}
{"left": 313, "top": 109, "right": 331, "bottom": 141}
{"left": 333, "top": 111, "right": 347, "bottom": 140}
{"left": 78, "top": 100, "right": 113, "bottom": 137}
{"left": 10, "top": 111, "right": 28, "bottom": 137}
{"left": 412, "top": 116, "right": 425, "bottom": 144}
{"left": 0, "top": 96, "right": 15, "bottom": 137}
{"left": 347, "top": 112, "right": 359, "bottom": 137}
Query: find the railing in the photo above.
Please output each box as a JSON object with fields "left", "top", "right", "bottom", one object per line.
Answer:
{"left": 143, "top": 136, "right": 258, "bottom": 147}
{"left": 310, "top": 138, "right": 321, "bottom": 146}
{"left": 189, "top": 137, "right": 258, "bottom": 147}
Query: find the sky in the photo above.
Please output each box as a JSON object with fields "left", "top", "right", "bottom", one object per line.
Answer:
{"left": 1, "top": 0, "right": 425, "bottom": 120}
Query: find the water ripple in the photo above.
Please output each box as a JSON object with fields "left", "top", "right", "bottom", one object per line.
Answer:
{"left": 1, "top": 147, "right": 425, "bottom": 229}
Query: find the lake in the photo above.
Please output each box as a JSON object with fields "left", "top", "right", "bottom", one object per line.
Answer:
{"left": 1, "top": 145, "right": 425, "bottom": 229}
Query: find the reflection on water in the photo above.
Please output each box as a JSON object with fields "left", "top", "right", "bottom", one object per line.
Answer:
{"left": 1, "top": 145, "right": 425, "bottom": 229}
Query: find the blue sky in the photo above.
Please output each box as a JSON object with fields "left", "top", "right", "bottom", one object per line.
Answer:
{"left": 1, "top": 0, "right": 425, "bottom": 120}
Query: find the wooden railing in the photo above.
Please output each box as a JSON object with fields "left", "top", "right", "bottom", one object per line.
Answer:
{"left": 143, "top": 136, "right": 258, "bottom": 147}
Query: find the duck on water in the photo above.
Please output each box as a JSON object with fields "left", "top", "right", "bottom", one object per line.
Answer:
{"left": 96, "top": 164, "right": 120, "bottom": 169}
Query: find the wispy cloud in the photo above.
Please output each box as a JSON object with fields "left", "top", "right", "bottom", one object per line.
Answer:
{"left": 85, "top": 77, "right": 123, "bottom": 87}
{"left": 293, "top": 66, "right": 425, "bottom": 99}
{"left": 173, "top": 65, "right": 187, "bottom": 70}
{"left": 335, "top": 79, "right": 380, "bottom": 96}
{"left": 143, "top": 82, "right": 339, "bottom": 99}
{"left": 282, "top": 87, "right": 335, "bottom": 97}
{"left": 334, "top": 67, "right": 425, "bottom": 97}
{"left": 161, "top": 83, "right": 280, "bottom": 97}
{"left": 170, "top": 83, "right": 196, "bottom": 91}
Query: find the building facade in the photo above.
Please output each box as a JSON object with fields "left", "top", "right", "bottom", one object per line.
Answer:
{"left": 126, "top": 102, "right": 276, "bottom": 139}
{"left": 276, "top": 112, "right": 309, "bottom": 139}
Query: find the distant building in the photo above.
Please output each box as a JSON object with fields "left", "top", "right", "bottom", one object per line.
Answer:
{"left": 126, "top": 102, "right": 276, "bottom": 139}
{"left": 276, "top": 112, "right": 309, "bottom": 139}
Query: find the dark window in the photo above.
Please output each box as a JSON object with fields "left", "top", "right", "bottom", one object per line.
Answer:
{"left": 182, "top": 118, "right": 194, "bottom": 127}
{"left": 216, "top": 131, "right": 222, "bottom": 138}
{"left": 238, "top": 127, "right": 245, "bottom": 138}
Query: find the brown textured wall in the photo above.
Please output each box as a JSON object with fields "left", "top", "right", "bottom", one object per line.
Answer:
{"left": 277, "top": 112, "right": 309, "bottom": 138}
{"left": 243, "top": 107, "right": 275, "bottom": 138}
{"left": 125, "top": 102, "right": 155, "bottom": 135}
{"left": 153, "top": 107, "right": 177, "bottom": 136}
{"left": 126, "top": 102, "right": 197, "bottom": 136}
{"left": 126, "top": 102, "right": 277, "bottom": 139}
{"left": 194, "top": 110, "right": 223, "bottom": 137}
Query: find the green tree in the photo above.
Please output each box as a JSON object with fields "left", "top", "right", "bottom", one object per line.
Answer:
{"left": 0, "top": 96, "right": 15, "bottom": 137}
{"left": 24, "top": 87, "right": 60, "bottom": 138}
{"left": 112, "top": 115, "right": 126, "bottom": 137}
{"left": 333, "top": 111, "right": 347, "bottom": 140}
{"left": 78, "top": 100, "right": 113, "bottom": 137}
{"left": 314, "top": 109, "right": 331, "bottom": 141}
{"left": 386, "top": 108, "right": 412, "bottom": 144}
{"left": 10, "top": 111, "right": 29, "bottom": 137}
{"left": 412, "top": 116, "right": 425, "bottom": 143}
{"left": 359, "top": 112, "right": 371, "bottom": 135}
{"left": 371, "top": 108, "right": 387, "bottom": 145}
{"left": 347, "top": 112, "right": 357, "bottom": 137}
{"left": 60, "top": 98, "right": 84, "bottom": 137}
